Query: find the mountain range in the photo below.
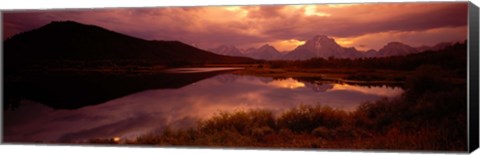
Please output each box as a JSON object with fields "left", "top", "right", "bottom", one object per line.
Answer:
{"left": 283, "top": 35, "right": 363, "bottom": 60}
{"left": 244, "top": 44, "right": 284, "bottom": 60}
{"left": 209, "top": 44, "right": 284, "bottom": 60}
{"left": 5, "top": 20, "right": 458, "bottom": 65}
{"left": 209, "top": 35, "right": 456, "bottom": 60}
{"left": 208, "top": 45, "right": 244, "bottom": 57}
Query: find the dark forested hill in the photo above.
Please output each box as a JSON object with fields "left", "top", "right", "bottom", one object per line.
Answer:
{"left": 4, "top": 21, "right": 255, "bottom": 71}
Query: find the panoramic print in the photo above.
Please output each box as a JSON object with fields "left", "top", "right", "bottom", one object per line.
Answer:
{"left": 3, "top": 2, "right": 468, "bottom": 151}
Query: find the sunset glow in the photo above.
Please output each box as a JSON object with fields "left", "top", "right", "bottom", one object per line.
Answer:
{"left": 270, "top": 39, "right": 306, "bottom": 52}
{"left": 3, "top": 2, "right": 468, "bottom": 51}
{"left": 326, "top": 4, "right": 356, "bottom": 8}
{"left": 304, "top": 5, "right": 331, "bottom": 17}
{"left": 2, "top": 1, "right": 470, "bottom": 149}
{"left": 332, "top": 38, "right": 355, "bottom": 48}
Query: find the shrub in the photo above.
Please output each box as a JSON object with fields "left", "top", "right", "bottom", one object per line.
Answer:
{"left": 198, "top": 109, "right": 275, "bottom": 135}
{"left": 277, "top": 105, "right": 346, "bottom": 133}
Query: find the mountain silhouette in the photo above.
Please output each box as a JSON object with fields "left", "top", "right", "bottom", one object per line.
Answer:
{"left": 376, "top": 42, "right": 419, "bottom": 57}
{"left": 208, "top": 44, "right": 245, "bottom": 57}
{"left": 210, "top": 35, "right": 456, "bottom": 60}
{"left": 245, "top": 44, "right": 283, "bottom": 60}
{"left": 283, "top": 35, "right": 363, "bottom": 60}
{"left": 4, "top": 21, "right": 255, "bottom": 71}
{"left": 416, "top": 42, "right": 453, "bottom": 52}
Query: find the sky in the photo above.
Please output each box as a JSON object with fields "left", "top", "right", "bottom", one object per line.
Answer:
{"left": 2, "top": 2, "right": 468, "bottom": 52}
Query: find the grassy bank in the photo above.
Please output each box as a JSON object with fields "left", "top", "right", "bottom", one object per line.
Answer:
{"left": 86, "top": 65, "right": 467, "bottom": 151}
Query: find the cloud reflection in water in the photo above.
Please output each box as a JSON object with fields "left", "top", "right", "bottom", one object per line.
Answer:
{"left": 4, "top": 74, "right": 403, "bottom": 143}
{"left": 267, "top": 78, "right": 306, "bottom": 89}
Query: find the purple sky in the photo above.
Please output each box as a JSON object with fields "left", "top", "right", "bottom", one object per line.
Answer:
{"left": 3, "top": 2, "right": 468, "bottom": 51}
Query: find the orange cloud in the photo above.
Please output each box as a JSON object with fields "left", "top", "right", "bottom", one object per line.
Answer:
{"left": 4, "top": 2, "right": 468, "bottom": 51}
{"left": 268, "top": 39, "right": 306, "bottom": 52}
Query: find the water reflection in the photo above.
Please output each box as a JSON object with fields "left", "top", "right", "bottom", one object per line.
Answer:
{"left": 5, "top": 69, "right": 234, "bottom": 109}
{"left": 165, "top": 67, "right": 243, "bottom": 73}
{"left": 268, "top": 78, "right": 306, "bottom": 89}
{"left": 328, "top": 83, "right": 403, "bottom": 97}
{"left": 4, "top": 73, "right": 403, "bottom": 143}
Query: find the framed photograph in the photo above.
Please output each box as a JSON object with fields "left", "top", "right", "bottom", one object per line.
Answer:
{"left": 2, "top": 0, "right": 479, "bottom": 154}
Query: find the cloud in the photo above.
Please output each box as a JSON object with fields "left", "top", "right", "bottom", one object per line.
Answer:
{"left": 3, "top": 2, "right": 468, "bottom": 51}
{"left": 333, "top": 26, "right": 467, "bottom": 50}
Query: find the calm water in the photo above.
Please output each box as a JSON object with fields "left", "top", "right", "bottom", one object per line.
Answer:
{"left": 4, "top": 68, "right": 403, "bottom": 143}
{"left": 164, "top": 67, "right": 243, "bottom": 73}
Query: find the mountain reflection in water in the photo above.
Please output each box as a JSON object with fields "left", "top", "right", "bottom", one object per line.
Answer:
{"left": 4, "top": 69, "right": 403, "bottom": 143}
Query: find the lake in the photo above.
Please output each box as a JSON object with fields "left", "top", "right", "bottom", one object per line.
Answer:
{"left": 3, "top": 67, "right": 403, "bottom": 143}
